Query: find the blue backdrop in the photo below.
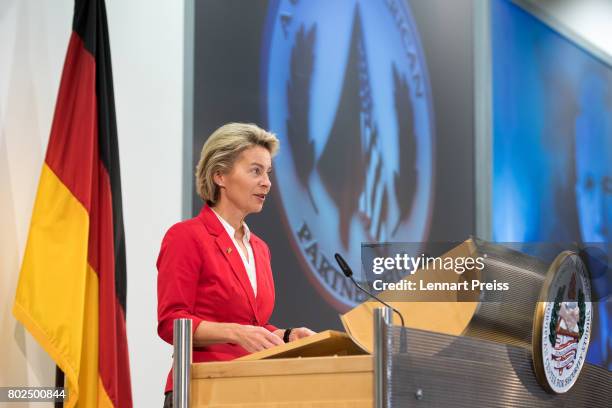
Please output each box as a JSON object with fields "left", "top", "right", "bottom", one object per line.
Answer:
{"left": 491, "top": 0, "right": 612, "bottom": 370}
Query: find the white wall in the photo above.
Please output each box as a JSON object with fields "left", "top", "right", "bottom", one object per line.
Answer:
{"left": 0, "top": 1, "right": 73, "bottom": 406}
{"left": 0, "top": 1, "right": 184, "bottom": 407}
{"left": 107, "top": 1, "right": 184, "bottom": 407}
{"left": 526, "top": 0, "right": 612, "bottom": 59}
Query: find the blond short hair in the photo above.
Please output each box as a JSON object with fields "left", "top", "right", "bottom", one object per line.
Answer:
{"left": 195, "top": 123, "right": 279, "bottom": 205}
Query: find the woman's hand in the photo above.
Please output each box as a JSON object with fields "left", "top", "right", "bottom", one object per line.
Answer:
{"left": 232, "top": 324, "right": 284, "bottom": 353}
{"left": 288, "top": 327, "right": 316, "bottom": 342}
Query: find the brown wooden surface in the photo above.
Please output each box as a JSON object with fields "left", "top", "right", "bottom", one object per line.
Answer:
{"left": 193, "top": 354, "right": 372, "bottom": 378}
{"left": 236, "top": 329, "right": 367, "bottom": 361}
{"left": 191, "top": 355, "right": 373, "bottom": 407}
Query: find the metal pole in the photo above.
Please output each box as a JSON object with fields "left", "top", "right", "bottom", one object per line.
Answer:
{"left": 54, "top": 366, "right": 64, "bottom": 408}
{"left": 374, "top": 306, "right": 392, "bottom": 408}
{"left": 173, "top": 318, "right": 192, "bottom": 408}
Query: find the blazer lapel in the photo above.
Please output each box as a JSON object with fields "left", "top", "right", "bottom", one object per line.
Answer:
{"left": 201, "top": 205, "right": 258, "bottom": 317}
{"left": 251, "top": 239, "right": 266, "bottom": 302}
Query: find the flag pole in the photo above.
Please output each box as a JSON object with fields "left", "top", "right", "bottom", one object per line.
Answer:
{"left": 55, "top": 365, "right": 64, "bottom": 407}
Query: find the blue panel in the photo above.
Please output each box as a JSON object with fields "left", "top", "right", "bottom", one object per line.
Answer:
{"left": 491, "top": 0, "right": 611, "bottom": 370}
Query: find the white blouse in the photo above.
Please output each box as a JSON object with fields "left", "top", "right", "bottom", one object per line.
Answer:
{"left": 212, "top": 209, "right": 257, "bottom": 296}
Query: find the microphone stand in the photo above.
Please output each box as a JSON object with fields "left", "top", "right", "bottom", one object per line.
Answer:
{"left": 335, "top": 253, "right": 408, "bottom": 353}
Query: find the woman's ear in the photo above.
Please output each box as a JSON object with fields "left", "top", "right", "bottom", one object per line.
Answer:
{"left": 213, "top": 170, "right": 225, "bottom": 188}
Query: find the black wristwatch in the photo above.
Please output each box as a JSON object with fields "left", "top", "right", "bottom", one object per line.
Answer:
{"left": 283, "top": 328, "right": 293, "bottom": 343}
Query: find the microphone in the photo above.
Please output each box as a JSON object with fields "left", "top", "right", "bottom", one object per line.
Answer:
{"left": 334, "top": 253, "right": 406, "bottom": 328}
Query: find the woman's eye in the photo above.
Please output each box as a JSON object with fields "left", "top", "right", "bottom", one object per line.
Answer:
{"left": 252, "top": 168, "right": 261, "bottom": 175}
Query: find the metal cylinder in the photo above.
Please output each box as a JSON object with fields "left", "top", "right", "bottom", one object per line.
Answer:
{"left": 374, "top": 306, "right": 392, "bottom": 408}
{"left": 173, "top": 318, "right": 192, "bottom": 408}
{"left": 462, "top": 240, "right": 550, "bottom": 347}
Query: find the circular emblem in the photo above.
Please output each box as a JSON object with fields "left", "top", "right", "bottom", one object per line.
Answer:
{"left": 262, "top": 0, "right": 435, "bottom": 311}
{"left": 532, "top": 252, "right": 592, "bottom": 394}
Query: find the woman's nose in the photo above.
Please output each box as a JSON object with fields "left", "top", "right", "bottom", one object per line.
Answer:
{"left": 261, "top": 173, "right": 271, "bottom": 188}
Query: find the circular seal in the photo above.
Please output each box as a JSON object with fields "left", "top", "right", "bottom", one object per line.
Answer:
{"left": 532, "top": 252, "right": 593, "bottom": 394}
{"left": 261, "top": 0, "right": 435, "bottom": 311}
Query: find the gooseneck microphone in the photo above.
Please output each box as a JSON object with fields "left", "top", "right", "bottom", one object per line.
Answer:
{"left": 334, "top": 253, "right": 406, "bottom": 328}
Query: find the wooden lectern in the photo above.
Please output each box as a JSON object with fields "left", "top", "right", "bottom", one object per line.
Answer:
{"left": 190, "top": 330, "right": 372, "bottom": 407}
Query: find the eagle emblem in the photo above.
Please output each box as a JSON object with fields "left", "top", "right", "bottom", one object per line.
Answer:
{"left": 286, "top": 5, "right": 419, "bottom": 248}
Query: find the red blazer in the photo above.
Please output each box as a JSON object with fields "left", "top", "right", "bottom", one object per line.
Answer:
{"left": 157, "top": 205, "right": 278, "bottom": 392}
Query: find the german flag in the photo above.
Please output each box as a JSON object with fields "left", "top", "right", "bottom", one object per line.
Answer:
{"left": 12, "top": 0, "right": 132, "bottom": 406}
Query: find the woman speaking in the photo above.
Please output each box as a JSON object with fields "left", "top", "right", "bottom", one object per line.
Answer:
{"left": 157, "top": 123, "right": 315, "bottom": 406}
